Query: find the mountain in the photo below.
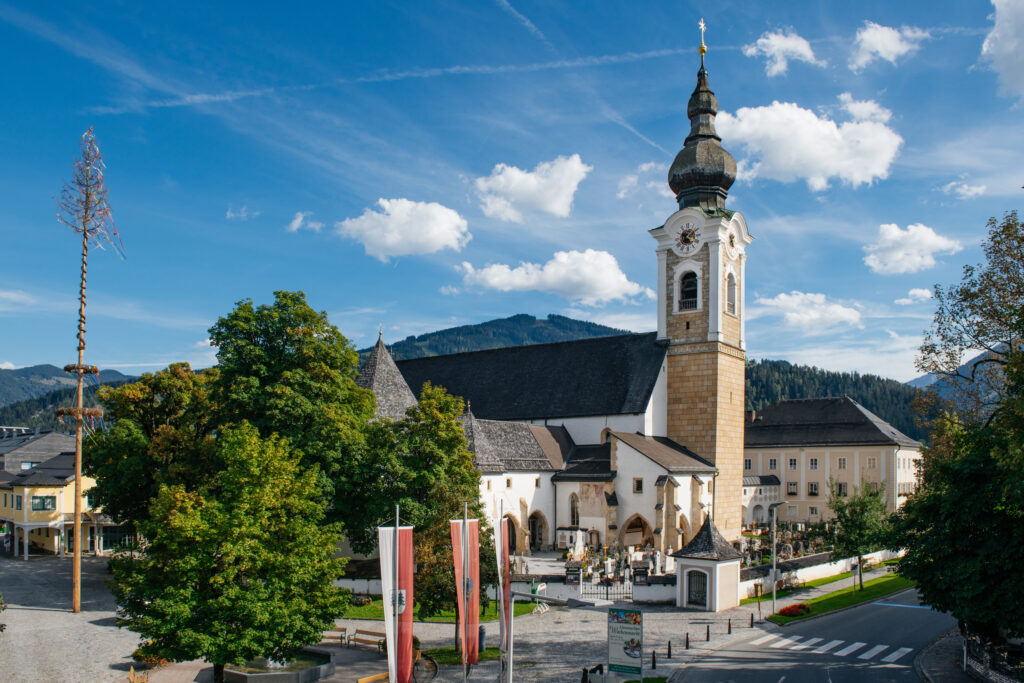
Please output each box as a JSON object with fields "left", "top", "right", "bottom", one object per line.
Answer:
{"left": 747, "top": 358, "right": 928, "bottom": 443}
{"left": 0, "top": 379, "right": 133, "bottom": 432}
{"left": 359, "top": 313, "right": 630, "bottom": 361}
{"left": 906, "top": 348, "right": 1004, "bottom": 401}
{"left": 0, "top": 364, "right": 130, "bottom": 408}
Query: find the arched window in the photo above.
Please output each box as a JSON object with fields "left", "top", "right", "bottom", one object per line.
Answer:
{"left": 569, "top": 493, "right": 580, "bottom": 527}
{"left": 726, "top": 273, "right": 737, "bottom": 315}
{"left": 679, "top": 272, "right": 698, "bottom": 311}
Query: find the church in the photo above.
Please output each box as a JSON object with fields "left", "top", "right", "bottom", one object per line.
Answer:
{"left": 357, "top": 45, "right": 751, "bottom": 557}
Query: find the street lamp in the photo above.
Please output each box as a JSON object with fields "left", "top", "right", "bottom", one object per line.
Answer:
{"left": 769, "top": 502, "right": 784, "bottom": 616}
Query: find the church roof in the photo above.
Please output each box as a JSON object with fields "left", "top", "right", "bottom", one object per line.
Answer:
{"left": 460, "top": 413, "right": 568, "bottom": 473}
{"left": 670, "top": 516, "right": 742, "bottom": 561}
{"left": 745, "top": 397, "right": 921, "bottom": 449}
{"left": 356, "top": 337, "right": 418, "bottom": 420}
{"left": 612, "top": 432, "right": 716, "bottom": 474}
{"left": 552, "top": 443, "right": 614, "bottom": 482}
{"left": 396, "top": 332, "right": 666, "bottom": 421}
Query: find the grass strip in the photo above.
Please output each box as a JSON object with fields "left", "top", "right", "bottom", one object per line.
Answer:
{"left": 425, "top": 646, "right": 501, "bottom": 665}
{"left": 739, "top": 570, "right": 855, "bottom": 605}
{"left": 767, "top": 574, "right": 916, "bottom": 625}
{"left": 344, "top": 599, "right": 534, "bottom": 623}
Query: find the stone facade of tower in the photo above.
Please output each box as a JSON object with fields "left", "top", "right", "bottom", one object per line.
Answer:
{"left": 650, "top": 51, "right": 751, "bottom": 543}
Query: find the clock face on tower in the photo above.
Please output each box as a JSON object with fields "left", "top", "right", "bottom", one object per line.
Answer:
{"left": 672, "top": 222, "right": 702, "bottom": 256}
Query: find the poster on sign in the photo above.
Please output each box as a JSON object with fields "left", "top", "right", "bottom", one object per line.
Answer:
{"left": 607, "top": 608, "right": 643, "bottom": 676}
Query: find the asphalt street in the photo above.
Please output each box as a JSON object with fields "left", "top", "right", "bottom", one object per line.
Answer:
{"left": 674, "top": 588, "right": 956, "bottom": 683}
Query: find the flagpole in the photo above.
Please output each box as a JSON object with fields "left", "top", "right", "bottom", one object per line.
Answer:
{"left": 394, "top": 503, "right": 399, "bottom": 683}
{"left": 463, "top": 502, "right": 470, "bottom": 683}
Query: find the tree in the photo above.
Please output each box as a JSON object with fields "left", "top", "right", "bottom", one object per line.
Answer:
{"left": 84, "top": 363, "right": 220, "bottom": 530}
{"left": 918, "top": 211, "right": 1023, "bottom": 420}
{"left": 207, "top": 290, "right": 375, "bottom": 515}
{"left": 892, "top": 312, "right": 1024, "bottom": 644}
{"left": 350, "top": 383, "right": 497, "bottom": 624}
{"left": 55, "top": 126, "right": 123, "bottom": 613}
{"left": 826, "top": 478, "right": 889, "bottom": 590}
{"left": 111, "top": 424, "right": 348, "bottom": 683}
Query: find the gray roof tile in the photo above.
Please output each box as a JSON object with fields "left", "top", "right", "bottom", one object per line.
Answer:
{"left": 356, "top": 338, "right": 418, "bottom": 420}
{"left": 671, "top": 516, "right": 742, "bottom": 561}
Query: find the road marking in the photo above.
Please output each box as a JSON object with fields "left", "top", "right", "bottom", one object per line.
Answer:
{"left": 872, "top": 601, "right": 931, "bottom": 610}
{"left": 881, "top": 647, "right": 914, "bottom": 663}
{"left": 750, "top": 634, "right": 779, "bottom": 645}
{"left": 859, "top": 645, "right": 889, "bottom": 660}
{"left": 813, "top": 640, "right": 844, "bottom": 654}
{"left": 835, "top": 642, "right": 867, "bottom": 656}
{"left": 770, "top": 636, "right": 802, "bottom": 648}
{"left": 791, "top": 638, "right": 823, "bottom": 650}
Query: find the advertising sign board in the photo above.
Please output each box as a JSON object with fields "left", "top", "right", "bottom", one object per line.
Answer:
{"left": 608, "top": 608, "right": 643, "bottom": 676}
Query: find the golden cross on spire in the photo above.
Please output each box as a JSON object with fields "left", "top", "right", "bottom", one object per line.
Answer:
{"left": 698, "top": 18, "right": 707, "bottom": 56}
{"left": 378, "top": 322, "right": 383, "bottom": 339}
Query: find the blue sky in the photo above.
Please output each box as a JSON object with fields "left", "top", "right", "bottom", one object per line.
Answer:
{"left": 1, "top": 1, "right": 1021, "bottom": 381}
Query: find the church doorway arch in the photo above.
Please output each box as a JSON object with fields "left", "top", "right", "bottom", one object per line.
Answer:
{"left": 528, "top": 511, "right": 548, "bottom": 551}
{"left": 503, "top": 514, "right": 520, "bottom": 554}
{"left": 619, "top": 514, "right": 653, "bottom": 548}
{"left": 752, "top": 504, "right": 765, "bottom": 524}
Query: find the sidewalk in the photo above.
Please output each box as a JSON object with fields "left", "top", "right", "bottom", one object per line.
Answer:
{"left": 916, "top": 629, "right": 974, "bottom": 683}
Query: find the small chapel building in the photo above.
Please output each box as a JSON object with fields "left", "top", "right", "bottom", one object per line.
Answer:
{"left": 358, "top": 47, "right": 750, "bottom": 556}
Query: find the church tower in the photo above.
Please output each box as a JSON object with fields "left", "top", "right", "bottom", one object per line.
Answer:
{"left": 649, "top": 29, "right": 752, "bottom": 544}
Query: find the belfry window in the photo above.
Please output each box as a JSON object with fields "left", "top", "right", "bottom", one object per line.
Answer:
{"left": 679, "top": 272, "right": 697, "bottom": 311}
{"left": 726, "top": 273, "right": 737, "bottom": 315}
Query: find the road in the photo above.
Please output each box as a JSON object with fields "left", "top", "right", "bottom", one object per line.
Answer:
{"left": 674, "top": 588, "right": 956, "bottom": 683}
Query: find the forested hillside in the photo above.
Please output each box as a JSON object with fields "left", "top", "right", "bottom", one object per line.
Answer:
{"left": 359, "top": 313, "right": 628, "bottom": 361}
{"left": 746, "top": 358, "right": 927, "bottom": 442}
{"left": 0, "top": 364, "right": 129, "bottom": 406}
{"left": 0, "top": 380, "right": 131, "bottom": 432}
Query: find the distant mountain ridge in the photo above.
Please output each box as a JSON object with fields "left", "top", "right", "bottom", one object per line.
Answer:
{"left": 0, "top": 364, "right": 130, "bottom": 408}
{"left": 359, "top": 314, "right": 630, "bottom": 361}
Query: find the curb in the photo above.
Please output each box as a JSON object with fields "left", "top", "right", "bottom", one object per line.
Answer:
{"left": 773, "top": 586, "right": 918, "bottom": 628}
{"left": 914, "top": 628, "right": 960, "bottom": 683}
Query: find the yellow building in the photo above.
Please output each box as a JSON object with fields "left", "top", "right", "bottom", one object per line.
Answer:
{"left": 0, "top": 452, "right": 123, "bottom": 560}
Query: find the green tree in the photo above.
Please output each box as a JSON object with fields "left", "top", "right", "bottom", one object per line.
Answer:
{"left": 84, "top": 363, "right": 219, "bottom": 530}
{"left": 111, "top": 424, "right": 348, "bottom": 683}
{"left": 892, "top": 313, "right": 1024, "bottom": 644}
{"left": 826, "top": 478, "right": 889, "bottom": 590}
{"left": 208, "top": 290, "right": 375, "bottom": 515}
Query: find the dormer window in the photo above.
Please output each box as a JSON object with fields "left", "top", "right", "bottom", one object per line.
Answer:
{"left": 679, "top": 272, "right": 698, "bottom": 310}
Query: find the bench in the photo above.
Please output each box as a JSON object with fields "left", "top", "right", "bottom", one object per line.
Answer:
{"left": 321, "top": 626, "right": 347, "bottom": 644}
{"left": 350, "top": 628, "right": 387, "bottom": 651}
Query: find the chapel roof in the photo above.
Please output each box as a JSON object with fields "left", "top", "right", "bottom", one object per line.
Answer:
{"left": 356, "top": 336, "right": 418, "bottom": 420}
{"left": 612, "top": 432, "right": 716, "bottom": 473}
{"left": 460, "top": 412, "right": 569, "bottom": 473}
{"left": 396, "top": 332, "right": 666, "bottom": 421}
{"left": 670, "top": 515, "right": 742, "bottom": 561}
{"left": 745, "top": 396, "right": 921, "bottom": 449}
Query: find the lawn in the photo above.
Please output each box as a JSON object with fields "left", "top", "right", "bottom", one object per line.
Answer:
{"left": 767, "top": 574, "right": 917, "bottom": 625}
{"left": 425, "top": 646, "right": 502, "bottom": 665}
{"left": 740, "top": 570, "right": 854, "bottom": 605}
{"left": 344, "top": 598, "right": 535, "bottom": 623}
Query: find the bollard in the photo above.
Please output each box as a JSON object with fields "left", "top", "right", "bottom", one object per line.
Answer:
{"left": 580, "top": 667, "right": 588, "bottom": 683}
{"left": 750, "top": 612, "right": 754, "bottom": 628}
{"left": 686, "top": 633, "right": 690, "bottom": 649}
{"left": 668, "top": 640, "right": 672, "bottom": 659}
{"left": 652, "top": 650, "right": 656, "bottom": 670}
{"left": 706, "top": 624, "right": 710, "bottom": 641}
{"left": 728, "top": 618, "right": 732, "bottom": 634}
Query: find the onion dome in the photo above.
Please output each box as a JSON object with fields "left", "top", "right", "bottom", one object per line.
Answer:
{"left": 667, "top": 46, "right": 736, "bottom": 212}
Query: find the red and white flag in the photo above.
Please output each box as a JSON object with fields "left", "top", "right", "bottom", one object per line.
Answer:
{"left": 494, "top": 516, "right": 511, "bottom": 651}
{"left": 378, "top": 525, "right": 414, "bottom": 683}
{"left": 450, "top": 518, "right": 480, "bottom": 666}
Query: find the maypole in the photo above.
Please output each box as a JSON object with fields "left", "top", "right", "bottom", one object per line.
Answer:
{"left": 55, "top": 127, "right": 123, "bottom": 613}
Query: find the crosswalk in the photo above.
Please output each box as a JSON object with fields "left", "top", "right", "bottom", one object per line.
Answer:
{"left": 744, "top": 633, "right": 915, "bottom": 664}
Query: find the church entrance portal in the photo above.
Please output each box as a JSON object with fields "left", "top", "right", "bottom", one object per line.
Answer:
{"left": 503, "top": 515, "right": 518, "bottom": 554}
{"left": 528, "top": 512, "right": 547, "bottom": 551}
{"left": 621, "top": 515, "right": 653, "bottom": 548}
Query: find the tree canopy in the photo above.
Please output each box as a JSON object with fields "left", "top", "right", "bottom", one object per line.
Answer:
{"left": 826, "top": 478, "right": 889, "bottom": 589}
{"left": 111, "top": 424, "right": 348, "bottom": 682}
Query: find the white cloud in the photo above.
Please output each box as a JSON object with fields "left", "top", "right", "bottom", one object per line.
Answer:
{"left": 743, "top": 29, "right": 826, "bottom": 76}
{"left": 940, "top": 180, "right": 987, "bottom": 199}
{"left": 838, "top": 92, "right": 892, "bottom": 123}
{"left": 895, "top": 288, "right": 933, "bottom": 305}
{"left": 226, "top": 205, "right": 259, "bottom": 221}
{"left": 0, "top": 361, "right": 15, "bottom": 370}
{"left": 285, "top": 211, "right": 323, "bottom": 232}
{"left": 850, "top": 21, "right": 930, "bottom": 72}
{"left": 616, "top": 175, "right": 638, "bottom": 199}
{"left": 0, "top": 289, "right": 35, "bottom": 311}
{"left": 753, "top": 291, "right": 863, "bottom": 332}
{"left": 717, "top": 96, "right": 903, "bottom": 191}
{"left": 475, "top": 154, "right": 592, "bottom": 222}
{"left": 863, "top": 223, "right": 962, "bottom": 274}
{"left": 982, "top": 0, "right": 1024, "bottom": 100}
{"left": 193, "top": 338, "right": 214, "bottom": 349}
{"left": 617, "top": 161, "right": 672, "bottom": 201}
{"left": 459, "top": 249, "right": 653, "bottom": 306}
{"left": 439, "top": 285, "right": 460, "bottom": 296}
{"left": 336, "top": 198, "right": 470, "bottom": 261}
